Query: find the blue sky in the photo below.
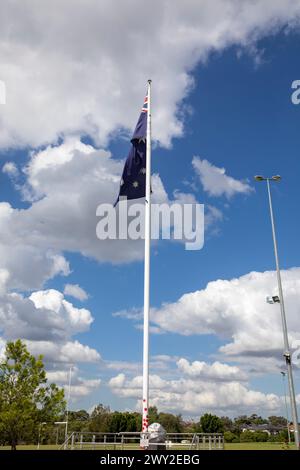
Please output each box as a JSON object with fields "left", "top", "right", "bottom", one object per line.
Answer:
{"left": 1, "top": 1, "right": 300, "bottom": 418}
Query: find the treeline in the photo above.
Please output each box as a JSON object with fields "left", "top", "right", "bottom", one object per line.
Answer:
{"left": 37, "top": 408, "right": 291, "bottom": 445}
{"left": 0, "top": 341, "right": 292, "bottom": 448}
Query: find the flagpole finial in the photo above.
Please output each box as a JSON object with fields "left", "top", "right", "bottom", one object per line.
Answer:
{"left": 148, "top": 79, "right": 152, "bottom": 84}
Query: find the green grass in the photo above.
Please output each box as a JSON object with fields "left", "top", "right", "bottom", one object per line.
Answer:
{"left": 0, "top": 445, "right": 61, "bottom": 450}
{"left": 225, "top": 442, "right": 295, "bottom": 450}
{"left": 0, "top": 442, "right": 296, "bottom": 451}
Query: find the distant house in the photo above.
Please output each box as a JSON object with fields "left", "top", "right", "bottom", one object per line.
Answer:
{"left": 241, "top": 424, "right": 286, "bottom": 435}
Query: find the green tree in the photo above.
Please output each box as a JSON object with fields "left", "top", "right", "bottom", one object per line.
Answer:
{"left": 148, "top": 406, "right": 159, "bottom": 424}
{"left": 90, "top": 403, "right": 111, "bottom": 418}
{"left": 220, "top": 416, "right": 234, "bottom": 432}
{"left": 200, "top": 414, "right": 224, "bottom": 433}
{"left": 158, "top": 413, "right": 183, "bottom": 433}
{"left": 0, "top": 340, "right": 65, "bottom": 450}
{"left": 89, "top": 404, "right": 112, "bottom": 433}
{"left": 68, "top": 410, "right": 90, "bottom": 433}
{"left": 249, "top": 414, "right": 268, "bottom": 425}
{"left": 268, "top": 416, "right": 287, "bottom": 427}
{"left": 109, "top": 412, "right": 137, "bottom": 433}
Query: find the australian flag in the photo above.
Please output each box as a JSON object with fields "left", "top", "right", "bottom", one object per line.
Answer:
{"left": 115, "top": 94, "right": 148, "bottom": 204}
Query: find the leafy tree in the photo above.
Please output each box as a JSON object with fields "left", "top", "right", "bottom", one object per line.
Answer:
{"left": 234, "top": 414, "right": 268, "bottom": 429}
{"left": 220, "top": 416, "right": 234, "bottom": 432}
{"left": 148, "top": 406, "right": 159, "bottom": 424}
{"left": 158, "top": 413, "right": 183, "bottom": 433}
{"left": 234, "top": 415, "right": 251, "bottom": 428}
{"left": 200, "top": 414, "right": 224, "bottom": 433}
{"left": 268, "top": 416, "right": 287, "bottom": 427}
{"left": 182, "top": 420, "right": 198, "bottom": 433}
{"left": 90, "top": 403, "right": 111, "bottom": 418}
{"left": 68, "top": 410, "right": 90, "bottom": 433}
{"left": 89, "top": 404, "right": 112, "bottom": 433}
{"left": 249, "top": 414, "right": 268, "bottom": 425}
{"left": 69, "top": 410, "right": 90, "bottom": 421}
{"left": 109, "top": 412, "right": 138, "bottom": 433}
{"left": 0, "top": 340, "right": 65, "bottom": 450}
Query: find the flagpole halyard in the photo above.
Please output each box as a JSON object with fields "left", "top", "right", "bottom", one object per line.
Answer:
{"left": 141, "top": 79, "right": 152, "bottom": 443}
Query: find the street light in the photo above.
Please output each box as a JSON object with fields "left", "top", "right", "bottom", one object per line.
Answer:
{"left": 37, "top": 422, "right": 47, "bottom": 450}
{"left": 64, "top": 365, "right": 73, "bottom": 449}
{"left": 54, "top": 421, "right": 67, "bottom": 446}
{"left": 281, "top": 371, "right": 291, "bottom": 444}
{"left": 266, "top": 295, "right": 280, "bottom": 304}
{"left": 254, "top": 175, "right": 281, "bottom": 182}
{"left": 255, "top": 175, "right": 299, "bottom": 449}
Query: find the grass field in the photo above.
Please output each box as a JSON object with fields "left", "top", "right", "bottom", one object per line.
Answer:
{"left": 0, "top": 442, "right": 296, "bottom": 451}
{"left": 224, "top": 442, "right": 295, "bottom": 450}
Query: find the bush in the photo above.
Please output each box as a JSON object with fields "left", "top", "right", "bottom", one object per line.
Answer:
{"left": 224, "top": 431, "right": 237, "bottom": 443}
{"left": 240, "top": 431, "right": 268, "bottom": 442}
{"left": 268, "top": 430, "right": 290, "bottom": 443}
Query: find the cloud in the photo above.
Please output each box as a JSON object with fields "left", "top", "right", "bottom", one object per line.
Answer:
{"left": 0, "top": 284, "right": 101, "bottom": 398}
{"left": 192, "top": 157, "right": 253, "bottom": 198}
{"left": 1, "top": 1, "right": 300, "bottom": 149}
{"left": 0, "top": 337, "right": 5, "bottom": 360}
{"left": 2, "top": 162, "right": 19, "bottom": 178}
{"left": 29, "top": 289, "right": 93, "bottom": 338}
{"left": 47, "top": 367, "right": 101, "bottom": 399}
{"left": 0, "top": 283, "right": 101, "bottom": 398}
{"left": 103, "top": 355, "right": 180, "bottom": 374}
{"left": 0, "top": 269, "right": 10, "bottom": 296}
{"left": 0, "top": 288, "right": 92, "bottom": 341}
{"left": 0, "top": 139, "right": 144, "bottom": 289}
{"left": 0, "top": 200, "right": 71, "bottom": 290}
{"left": 64, "top": 284, "right": 89, "bottom": 301}
{"left": 108, "top": 359, "right": 281, "bottom": 416}
{"left": 109, "top": 373, "right": 126, "bottom": 389}
{"left": 68, "top": 379, "right": 101, "bottom": 399}
{"left": 1, "top": 139, "right": 206, "bottom": 290}
{"left": 117, "top": 268, "right": 300, "bottom": 367}
{"left": 176, "top": 358, "right": 247, "bottom": 381}
{"left": 0, "top": 288, "right": 100, "bottom": 364}
{"left": 24, "top": 339, "right": 100, "bottom": 364}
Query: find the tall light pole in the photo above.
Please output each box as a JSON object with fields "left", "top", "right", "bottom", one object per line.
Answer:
{"left": 281, "top": 371, "right": 291, "bottom": 444}
{"left": 54, "top": 421, "right": 67, "bottom": 447}
{"left": 64, "top": 365, "right": 73, "bottom": 449}
{"left": 255, "top": 175, "right": 299, "bottom": 449}
{"left": 37, "top": 422, "right": 46, "bottom": 450}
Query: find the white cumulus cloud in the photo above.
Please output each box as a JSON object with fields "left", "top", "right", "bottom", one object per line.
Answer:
{"left": 1, "top": 138, "right": 206, "bottom": 290}
{"left": 108, "top": 358, "right": 281, "bottom": 416}
{"left": 64, "top": 284, "right": 89, "bottom": 302}
{"left": 0, "top": 287, "right": 100, "bottom": 364}
{"left": 176, "top": 358, "right": 247, "bottom": 381}
{"left": 192, "top": 157, "right": 253, "bottom": 198}
{"left": 118, "top": 267, "right": 300, "bottom": 371}
{"left": 0, "top": 1, "right": 300, "bottom": 149}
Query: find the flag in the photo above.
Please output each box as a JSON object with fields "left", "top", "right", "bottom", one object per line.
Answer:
{"left": 115, "top": 94, "right": 148, "bottom": 204}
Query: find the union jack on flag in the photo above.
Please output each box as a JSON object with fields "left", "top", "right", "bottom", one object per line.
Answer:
{"left": 141, "top": 95, "right": 148, "bottom": 113}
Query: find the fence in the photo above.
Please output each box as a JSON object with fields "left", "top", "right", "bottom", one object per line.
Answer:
{"left": 60, "top": 431, "right": 224, "bottom": 450}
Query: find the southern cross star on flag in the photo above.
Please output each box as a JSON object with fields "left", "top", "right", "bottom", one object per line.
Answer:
{"left": 115, "top": 94, "right": 148, "bottom": 204}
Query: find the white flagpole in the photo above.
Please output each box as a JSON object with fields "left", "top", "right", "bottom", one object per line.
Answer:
{"left": 142, "top": 79, "right": 152, "bottom": 440}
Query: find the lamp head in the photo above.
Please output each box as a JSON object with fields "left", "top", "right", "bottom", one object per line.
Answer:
{"left": 254, "top": 175, "right": 265, "bottom": 181}
{"left": 272, "top": 175, "right": 281, "bottom": 181}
